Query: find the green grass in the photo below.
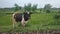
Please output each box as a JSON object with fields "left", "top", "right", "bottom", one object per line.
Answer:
{"left": 0, "top": 13, "right": 60, "bottom": 32}
{"left": 0, "top": 14, "right": 12, "bottom": 26}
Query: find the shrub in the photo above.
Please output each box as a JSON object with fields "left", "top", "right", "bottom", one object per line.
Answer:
{"left": 46, "top": 10, "right": 50, "bottom": 13}
{"left": 54, "top": 14, "right": 60, "bottom": 19}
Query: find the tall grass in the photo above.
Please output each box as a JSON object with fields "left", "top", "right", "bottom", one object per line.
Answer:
{"left": 0, "top": 13, "right": 60, "bottom": 32}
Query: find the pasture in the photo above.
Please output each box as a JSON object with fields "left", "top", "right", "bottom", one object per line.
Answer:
{"left": 0, "top": 10, "right": 60, "bottom": 32}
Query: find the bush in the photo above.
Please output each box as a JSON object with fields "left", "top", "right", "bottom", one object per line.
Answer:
{"left": 53, "top": 14, "right": 60, "bottom": 25}
{"left": 54, "top": 14, "right": 60, "bottom": 19}
{"left": 46, "top": 10, "right": 50, "bottom": 13}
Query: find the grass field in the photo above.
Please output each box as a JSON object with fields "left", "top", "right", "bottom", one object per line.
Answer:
{"left": 0, "top": 12, "right": 60, "bottom": 32}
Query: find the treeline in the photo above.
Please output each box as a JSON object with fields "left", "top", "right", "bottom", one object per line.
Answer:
{"left": 0, "top": 3, "right": 60, "bottom": 13}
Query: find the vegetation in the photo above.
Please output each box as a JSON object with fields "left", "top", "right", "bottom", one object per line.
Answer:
{"left": 44, "top": 4, "right": 52, "bottom": 13}
{"left": 0, "top": 3, "right": 60, "bottom": 32}
{"left": 31, "top": 4, "right": 37, "bottom": 11}
{"left": 0, "top": 10, "right": 60, "bottom": 32}
{"left": 14, "top": 4, "right": 22, "bottom": 12}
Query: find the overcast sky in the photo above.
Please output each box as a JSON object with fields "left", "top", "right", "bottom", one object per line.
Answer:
{"left": 0, "top": 0, "right": 60, "bottom": 8}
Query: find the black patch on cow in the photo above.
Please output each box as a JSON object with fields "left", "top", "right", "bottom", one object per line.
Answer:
{"left": 14, "top": 13, "right": 22, "bottom": 22}
{"left": 24, "top": 12, "right": 30, "bottom": 21}
{"left": 14, "top": 12, "right": 31, "bottom": 22}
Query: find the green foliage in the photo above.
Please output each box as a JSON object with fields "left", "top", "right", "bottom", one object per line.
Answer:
{"left": 44, "top": 4, "right": 51, "bottom": 10}
{"left": 0, "top": 13, "right": 60, "bottom": 32}
{"left": 14, "top": 4, "right": 21, "bottom": 12}
{"left": 50, "top": 14, "right": 60, "bottom": 25}
{"left": 24, "top": 4, "right": 27, "bottom": 11}
{"left": 44, "top": 4, "right": 52, "bottom": 13}
{"left": 24, "top": 3, "right": 38, "bottom": 12}
{"left": 32, "top": 4, "right": 38, "bottom": 11}
{"left": 0, "top": 8, "right": 60, "bottom": 32}
{"left": 24, "top": 3, "right": 31, "bottom": 11}
{"left": 54, "top": 14, "right": 60, "bottom": 19}
{"left": 46, "top": 10, "right": 50, "bottom": 13}
{"left": 0, "top": 14, "right": 12, "bottom": 26}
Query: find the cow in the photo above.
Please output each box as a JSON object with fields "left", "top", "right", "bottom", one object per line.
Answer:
{"left": 12, "top": 11, "right": 32, "bottom": 28}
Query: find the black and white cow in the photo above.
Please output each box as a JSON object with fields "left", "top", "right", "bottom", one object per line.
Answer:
{"left": 12, "top": 11, "right": 32, "bottom": 28}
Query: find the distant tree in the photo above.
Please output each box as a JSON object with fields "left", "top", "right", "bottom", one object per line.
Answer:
{"left": 39, "top": 8, "right": 42, "bottom": 13}
{"left": 24, "top": 3, "right": 38, "bottom": 12}
{"left": 24, "top": 3, "right": 32, "bottom": 11}
{"left": 24, "top": 4, "right": 27, "bottom": 11}
{"left": 14, "top": 4, "right": 21, "bottom": 12}
{"left": 27, "top": 3, "right": 31, "bottom": 11}
{"left": 44, "top": 4, "right": 52, "bottom": 13}
{"left": 32, "top": 4, "right": 38, "bottom": 11}
{"left": 59, "top": 7, "right": 60, "bottom": 13}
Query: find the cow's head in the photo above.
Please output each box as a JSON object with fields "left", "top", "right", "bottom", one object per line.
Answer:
{"left": 23, "top": 11, "right": 32, "bottom": 19}
{"left": 24, "top": 11, "right": 32, "bottom": 14}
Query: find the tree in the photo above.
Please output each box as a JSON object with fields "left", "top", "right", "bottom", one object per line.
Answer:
{"left": 24, "top": 3, "right": 38, "bottom": 12}
{"left": 32, "top": 4, "right": 38, "bottom": 11}
{"left": 27, "top": 3, "right": 31, "bottom": 11}
{"left": 24, "top": 3, "right": 32, "bottom": 11}
{"left": 14, "top": 4, "right": 20, "bottom": 12}
{"left": 44, "top": 4, "right": 52, "bottom": 13}
{"left": 24, "top": 4, "right": 27, "bottom": 11}
{"left": 59, "top": 7, "right": 60, "bottom": 13}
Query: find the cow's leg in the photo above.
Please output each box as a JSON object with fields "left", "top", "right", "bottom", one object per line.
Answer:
{"left": 21, "top": 20, "right": 25, "bottom": 27}
{"left": 12, "top": 15, "right": 14, "bottom": 29}
{"left": 12, "top": 16, "right": 15, "bottom": 29}
{"left": 13, "top": 19, "right": 17, "bottom": 28}
{"left": 12, "top": 14, "right": 17, "bottom": 29}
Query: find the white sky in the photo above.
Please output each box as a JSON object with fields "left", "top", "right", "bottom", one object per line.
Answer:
{"left": 0, "top": 0, "right": 60, "bottom": 8}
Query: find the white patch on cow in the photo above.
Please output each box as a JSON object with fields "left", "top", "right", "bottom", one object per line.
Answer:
{"left": 21, "top": 15, "right": 25, "bottom": 26}
{"left": 13, "top": 13, "right": 15, "bottom": 17}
